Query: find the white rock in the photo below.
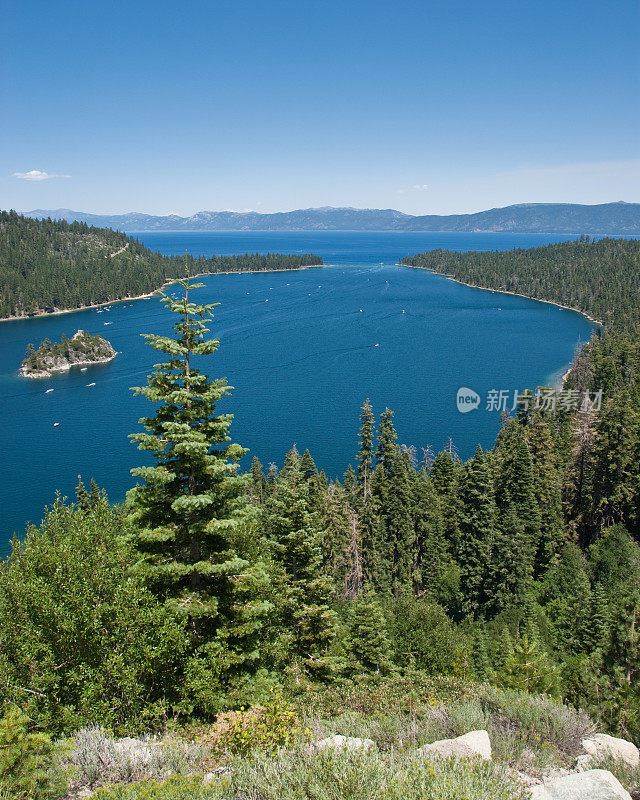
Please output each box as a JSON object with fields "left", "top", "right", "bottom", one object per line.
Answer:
{"left": 582, "top": 734, "right": 640, "bottom": 767}
{"left": 574, "top": 754, "right": 595, "bottom": 772}
{"left": 315, "top": 734, "right": 376, "bottom": 752}
{"left": 537, "top": 769, "right": 631, "bottom": 800}
{"left": 417, "top": 730, "right": 492, "bottom": 761}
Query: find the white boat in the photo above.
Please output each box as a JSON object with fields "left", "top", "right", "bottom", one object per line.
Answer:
{"left": 53, "top": 422, "right": 60, "bottom": 427}
{"left": 86, "top": 382, "right": 96, "bottom": 387}
{"left": 45, "top": 388, "right": 54, "bottom": 394}
{"left": 374, "top": 343, "right": 379, "bottom": 347}
{"left": 80, "top": 367, "right": 87, "bottom": 372}
{"left": 104, "top": 321, "right": 112, "bottom": 325}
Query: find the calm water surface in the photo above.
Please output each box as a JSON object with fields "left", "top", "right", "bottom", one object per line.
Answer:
{"left": 0, "top": 232, "right": 595, "bottom": 547}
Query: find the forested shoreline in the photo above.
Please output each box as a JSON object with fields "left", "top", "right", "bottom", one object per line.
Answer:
{"left": 0, "top": 211, "right": 323, "bottom": 319}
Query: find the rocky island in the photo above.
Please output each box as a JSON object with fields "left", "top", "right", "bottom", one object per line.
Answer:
{"left": 21, "top": 329, "right": 117, "bottom": 377}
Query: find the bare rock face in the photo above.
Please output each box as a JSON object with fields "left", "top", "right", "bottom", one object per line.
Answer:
{"left": 417, "top": 730, "right": 492, "bottom": 761}
{"left": 528, "top": 769, "right": 631, "bottom": 800}
{"left": 315, "top": 734, "right": 377, "bottom": 752}
{"left": 581, "top": 734, "right": 640, "bottom": 767}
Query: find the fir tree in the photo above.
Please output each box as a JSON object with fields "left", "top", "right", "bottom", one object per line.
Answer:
{"left": 356, "top": 398, "right": 375, "bottom": 496}
{"left": 375, "top": 407, "right": 398, "bottom": 471}
{"left": 345, "top": 587, "right": 393, "bottom": 673}
{"left": 126, "top": 277, "right": 270, "bottom": 688}
{"left": 250, "top": 456, "right": 267, "bottom": 504}
{"left": 261, "top": 450, "right": 337, "bottom": 676}
{"left": 457, "top": 446, "right": 496, "bottom": 617}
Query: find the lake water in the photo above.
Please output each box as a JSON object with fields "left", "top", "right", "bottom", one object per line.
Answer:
{"left": 0, "top": 232, "right": 595, "bottom": 548}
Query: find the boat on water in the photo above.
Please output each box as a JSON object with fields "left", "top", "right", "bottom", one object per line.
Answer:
{"left": 86, "top": 382, "right": 96, "bottom": 387}
{"left": 53, "top": 422, "right": 60, "bottom": 427}
{"left": 80, "top": 367, "right": 87, "bottom": 372}
{"left": 45, "top": 388, "right": 54, "bottom": 393}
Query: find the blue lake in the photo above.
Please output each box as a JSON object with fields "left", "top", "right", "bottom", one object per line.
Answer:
{"left": 0, "top": 232, "right": 595, "bottom": 547}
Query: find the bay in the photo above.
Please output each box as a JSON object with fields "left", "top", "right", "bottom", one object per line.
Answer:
{"left": 0, "top": 232, "right": 595, "bottom": 548}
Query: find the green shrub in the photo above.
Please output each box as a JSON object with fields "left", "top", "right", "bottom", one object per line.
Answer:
{"left": 94, "top": 749, "right": 526, "bottom": 799}
{"left": 208, "top": 694, "right": 304, "bottom": 755}
{"left": 0, "top": 498, "right": 189, "bottom": 734}
{"left": 0, "top": 706, "right": 68, "bottom": 800}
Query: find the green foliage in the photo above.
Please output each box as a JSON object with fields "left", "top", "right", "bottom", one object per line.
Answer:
{"left": 210, "top": 695, "right": 303, "bottom": 755}
{"left": 0, "top": 498, "right": 187, "bottom": 734}
{"left": 0, "top": 210, "right": 323, "bottom": 318}
{"left": 0, "top": 706, "right": 67, "bottom": 800}
{"left": 21, "top": 329, "right": 115, "bottom": 374}
{"left": 127, "top": 277, "right": 271, "bottom": 713}
{"left": 94, "top": 749, "right": 526, "bottom": 800}
{"left": 344, "top": 588, "right": 393, "bottom": 674}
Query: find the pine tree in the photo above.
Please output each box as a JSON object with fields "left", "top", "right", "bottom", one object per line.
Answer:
{"left": 526, "top": 414, "right": 566, "bottom": 572}
{"left": 384, "top": 452, "right": 417, "bottom": 593}
{"left": 375, "top": 407, "right": 398, "bottom": 471}
{"left": 126, "top": 277, "right": 270, "bottom": 687}
{"left": 499, "top": 634, "right": 559, "bottom": 695}
{"left": 541, "top": 543, "right": 592, "bottom": 654}
{"left": 457, "top": 446, "right": 496, "bottom": 617}
{"left": 486, "top": 503, "right": 529, "bottom": 616}
{"left": 300, "top": 448, "right": 318, "bottom": 481}
{"left": 250, "top": 456, "right": 267, "bottom": 504}
{"left": 345, "top": 587, "right": 393, "bottom": 673}
{"left": 261, "top": 450, "right": 337, "bottom": 676}
{"left": 356, "top": 398, "right": 375, "bottom": 497}
{"left": 430, "top": 450, "right": 461, "bottom": 555}
{"left": 495, "top": 423, "right": 540, "bottom": 581}
{"left": 413, "top": 471, "right": 453, "bottom": 604}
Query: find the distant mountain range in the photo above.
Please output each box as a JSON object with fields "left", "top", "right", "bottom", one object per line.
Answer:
{"left": 24, "top": 202, "right": 640, "bottom": 234}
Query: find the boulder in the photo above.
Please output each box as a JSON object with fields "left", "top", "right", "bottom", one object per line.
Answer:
{"left": 417, "top": 730, "right": 492, "bottom": 761}
{"left": 582, "top": 734, "right": 640, "bottom": 767}
{"left": 529, "top": 769, "right": 631, "bottom": 800}
{"left": 315, "top": 734, "right": 376, "bottom": 752}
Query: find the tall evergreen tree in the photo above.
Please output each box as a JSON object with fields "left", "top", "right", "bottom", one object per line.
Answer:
{"left": 356, "top": 399, "right": 375, "bottom": 497}
{"left": 261, "top": 450, "right": 337, "bottom": 676}
{"left": 126, "top": 277, "right": 270, "bottom": 694}
{"left": 375, "top": 407, "right": 398, "bottom": 471}
{"left": 457, "top": 446, "right": 496, "bottom": 617}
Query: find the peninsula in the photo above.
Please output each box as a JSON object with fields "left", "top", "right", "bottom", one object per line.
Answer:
{"left": 21, "top": 329, "right": 117, "bottom": 377}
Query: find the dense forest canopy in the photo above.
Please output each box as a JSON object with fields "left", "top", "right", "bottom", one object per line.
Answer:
{"left": 0, "top": 210, "right": 323, "bottom": 319}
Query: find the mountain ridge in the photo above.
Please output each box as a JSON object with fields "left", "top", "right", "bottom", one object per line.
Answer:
{"left": 23, "top": 201, "right": 640, "bottom": 234}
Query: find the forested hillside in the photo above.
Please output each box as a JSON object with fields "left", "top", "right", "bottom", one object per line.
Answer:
{"left": 402, "top": 237, "right": 640, "bottom": 329}
{"left": 0, "top": 211, "right": 323, "bottom": 318}
{"left": 3, "top": 241, "right": 640, "bottom": 798}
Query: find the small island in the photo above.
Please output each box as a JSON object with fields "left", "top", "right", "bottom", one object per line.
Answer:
{"left": 21, "top": 330, "right": 117, "bottom": 378}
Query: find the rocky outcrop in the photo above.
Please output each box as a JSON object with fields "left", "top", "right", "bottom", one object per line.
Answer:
{"left": 528, "top": 769, "right": 632, "bottom": 800}
{"left": 416, "top": 730, "right": 492, "bottom": 761}
{"left": 21, "top": 329, "right": 117, "bottom": 377}
{"left": 581, "top": 734, "right": 640, "bottom": 767}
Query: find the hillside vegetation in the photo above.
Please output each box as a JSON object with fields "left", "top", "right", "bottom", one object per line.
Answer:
{"left": 3, "top": 238, "right": 640, "bottom": 798}
{"left": 0, "top": 211, "right": 323, "bottom": 318}
{"left": 401, "top": 237, "right": 640, "bottom": 330}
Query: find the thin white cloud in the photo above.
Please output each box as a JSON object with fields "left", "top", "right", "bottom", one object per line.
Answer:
{"left": 396, "top": 183, "right": 428, "bottom": 194}
{"left": 13, "top": 170, "right": 71, "bottom": 181}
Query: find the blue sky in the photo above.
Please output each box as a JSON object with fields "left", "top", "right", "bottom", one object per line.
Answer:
{"left": 3, "top": 0, "right": 639, "bottom": 215}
